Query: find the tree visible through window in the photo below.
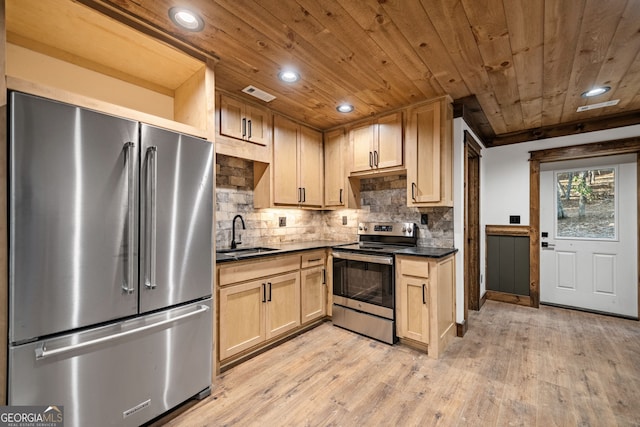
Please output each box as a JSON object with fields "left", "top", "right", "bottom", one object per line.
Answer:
{"left": 555, "top": 168, "right": 616, "bottom": 239}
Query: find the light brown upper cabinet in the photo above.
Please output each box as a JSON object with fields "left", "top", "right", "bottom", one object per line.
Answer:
{"left": 406, "top": 97, "right": 453, "bottom": 207}
{"left": 324, "top": 128, "right": 346, "bottom": 207}
{"left": 273, "top": 115, "right": 323, "bottom": 207}
{"left": 349, "top": 112, "right": 403, "bottom": 175}
{"left": 219, "top": 93, "right": 270, "bottom": 145}
{"left": 216, "top": 92, "right": 272, "bottom": 162}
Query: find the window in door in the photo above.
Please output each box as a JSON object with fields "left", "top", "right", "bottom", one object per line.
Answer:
{"left": 555, "top": 167, "right": 617, "bottom": 240}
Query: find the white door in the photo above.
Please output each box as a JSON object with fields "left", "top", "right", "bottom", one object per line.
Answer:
{"left": 540, "top": 154, "right": 637, "bottom": 318}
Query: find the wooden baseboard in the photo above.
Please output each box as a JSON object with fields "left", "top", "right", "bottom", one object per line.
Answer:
{"left": 485, "top": 290, "right": 531, "bottom": 307}
{"left": 479, "top": 292, "right": 487, "bottom": 309}
{"left": 456, "top": 320, "right": 467, "bottom": 337}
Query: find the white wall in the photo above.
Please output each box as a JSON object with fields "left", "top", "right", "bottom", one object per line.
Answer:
{"left": 480, "top": 124, "right": 640, "bottom": 298}
{"left": 453, "top": 118, "right": 485, "bottom": 324}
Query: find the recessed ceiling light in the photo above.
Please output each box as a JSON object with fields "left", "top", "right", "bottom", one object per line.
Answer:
{"left": 337, "top": 104, "right": 354, "bottom": 113}
{"left": 168, "top": 7, "right": 204, "bottom": 32}
{"left": 278, "top": 70, "right": 300, "bottom": 83}
{"left": 581, "top": 86, "right": 611, "bottom": 98}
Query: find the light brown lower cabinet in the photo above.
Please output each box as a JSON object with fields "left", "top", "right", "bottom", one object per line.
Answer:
{"left": 300, "top": 251, "right": 327, "bottom": 324}
{"left": 218, "top": 266, "right": 300, "bottom": 361}
{"left": 217, "top": 250, "right": 330, "bottom": 366}
{"left": 395, "top": 254, "right": 456, "bottom": 359}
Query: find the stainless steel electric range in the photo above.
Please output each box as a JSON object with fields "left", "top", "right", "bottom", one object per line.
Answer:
{"left": 332, "top": 222, "right": 417, "bottom": 344}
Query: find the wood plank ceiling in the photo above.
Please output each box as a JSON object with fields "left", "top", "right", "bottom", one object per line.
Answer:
{"left": 65, "top": 1, "right": 640, "bottom": 145}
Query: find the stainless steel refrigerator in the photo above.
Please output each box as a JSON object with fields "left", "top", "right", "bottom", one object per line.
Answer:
{"left": 8, "top": 91, "right": 214, "bottom": 426}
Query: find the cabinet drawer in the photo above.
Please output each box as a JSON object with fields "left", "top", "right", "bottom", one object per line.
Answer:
{"left": 218, "top": 254, "right": 299, "bottom": 286}
{"left": 398, "top": 257, "right": 429, "bottom": 278}
{"left": 301, "top": 250, "right": 326, "bottom": 268}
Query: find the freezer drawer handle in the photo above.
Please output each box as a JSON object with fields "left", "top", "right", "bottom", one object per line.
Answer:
{"left": 145, "top": 146, "right": 158, "bottom": 289}
{"left": 123, "top": 142, "right": 136, "bottom": 295}
{"left": 34, "top": 304, "right": 210, "bottom": 360}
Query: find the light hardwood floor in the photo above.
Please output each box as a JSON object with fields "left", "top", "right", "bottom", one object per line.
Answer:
{"left": 155, "top": 300, "right": 640, "bottom": 426}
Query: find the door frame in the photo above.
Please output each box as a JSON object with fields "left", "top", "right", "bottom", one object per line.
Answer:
{"left": 529, "top": 136, "right": 640, "bottom": 310}
{"left": 464, "top": 131, "right": 482, "bottom": 316}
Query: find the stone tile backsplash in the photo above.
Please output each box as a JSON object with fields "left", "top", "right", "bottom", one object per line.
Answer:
{"left": 215, "top": 154, "right": 454, "bottom": 249}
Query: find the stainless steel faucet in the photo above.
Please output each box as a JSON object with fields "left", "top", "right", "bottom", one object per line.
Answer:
{"left": 231, "top": 214, "right": 246, "bottom": 249}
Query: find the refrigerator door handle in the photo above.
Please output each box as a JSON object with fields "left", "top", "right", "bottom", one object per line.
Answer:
{"left": 145, "top": 146, "right": 158, "bottom": 289}
{"left": 123, "top": 142, "right": 136, "bottom": 295}
{"left": 34, "top": 304, "right": 210, "bottom": 360}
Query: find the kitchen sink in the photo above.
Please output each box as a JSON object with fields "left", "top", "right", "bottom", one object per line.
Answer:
{"left": 216, "top": 247, "right": 278, "bottom": 258}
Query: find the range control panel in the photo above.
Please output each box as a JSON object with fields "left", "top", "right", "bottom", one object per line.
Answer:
{"left": 357, "top": 222, "right": 416, "bottom": 237}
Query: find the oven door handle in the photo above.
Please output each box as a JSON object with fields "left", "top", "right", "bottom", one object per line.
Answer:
{"left": 332, "top": 251, "right": 393, "bottom": 265}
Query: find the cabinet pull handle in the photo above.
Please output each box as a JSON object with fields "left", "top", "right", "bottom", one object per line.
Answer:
{"left": 242, "top": 118, "right": 247, "bottom": 137}
{"left": 297, "top": 187, "right": 301, "bottom": 203}
{"left": 248, "top": 119, "right": 252, "bottom": 139}
{"left": 422, "top": 283, "right": 427, "bottom": 305}
{"left": 322, "top": 269, "right": 326, "bottom": 284}
{"left": 374, "top": 150, "right": 379, "bottom": 167}
{"left": 262, "top": 283, "right": 266, "bottom": 303}
{"left": 268, "top": 282, "right": 272, "bottom": 302}
{"left": 369, "top": 151, "right": 373, "bottom": 168}
{"left": 302, "top": 187, "right": 306, "bottom": 202}
{"left": 411, "top": 182, "right": 417, "bottom": 201}
{"left": 339, "top": 188, "right": 343, "bottom": 204}
{"left": 308, "top": 258, "right": 321, "bottom": 262}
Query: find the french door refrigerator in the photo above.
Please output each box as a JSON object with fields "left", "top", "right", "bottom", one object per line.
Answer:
{"left": 8, "top": 91, "right": 214, "bottom": 427}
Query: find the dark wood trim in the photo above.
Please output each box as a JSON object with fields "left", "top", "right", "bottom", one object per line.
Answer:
{"left": 529, "top": 136, "right": 640, "bottom": 162}
{"left": 485, "top": 290, "right": 531, "bottom": 307}
{"left": 486, "top": 224, "right": 531, "bottom": 237}
{"left": 529, "top": 138, "right": 640, "bottom": 315}
{"left": 529, "top": 160, "right": 540, "bottom": 308}
{"left": 479, "top": 292, "right": 487, "bottom": 308}
{"left": 464, "top": 130, "right": 482, "bottom": 318}
{"left": 493, "top": 112, "right": 640, "bottom": 146}
{"left": 464, "top": 130, "right": 482, "bottom": 155}
{"left": 453, "top": 96, "right": 494, "bottom": 145}
{"left": 456, "top": 320, "right": 467, "bottom": 337}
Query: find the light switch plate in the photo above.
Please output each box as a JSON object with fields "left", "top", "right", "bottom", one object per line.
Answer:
{"left": 279, "top": 217, "right": 286, "bottom": 227}
{"left": 342, "top": 216, "right": 348, "bottom": 225}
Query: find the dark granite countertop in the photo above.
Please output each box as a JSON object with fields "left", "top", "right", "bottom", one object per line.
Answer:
{"left": 393, "top": 247, "right": 458, "bottom": 258}
{"left": 215, "top": 240, "right": 349, "bottom": 263}
{"left": 216, "top": 240, "right": 457, "bottom": 263}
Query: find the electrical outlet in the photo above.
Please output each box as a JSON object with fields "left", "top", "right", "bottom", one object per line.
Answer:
{"left": 279, "top": 217, "right": 286, "bottom": 227}
{"left": 420, "top": 214, "right": 428, "bottom": 225}
{"left": 342, "top": 216, "right": 348, "bottom": 225}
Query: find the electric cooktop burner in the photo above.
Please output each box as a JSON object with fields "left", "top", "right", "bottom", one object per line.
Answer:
{"left": 334, "top": 222, "right": 418, "bottom": 255}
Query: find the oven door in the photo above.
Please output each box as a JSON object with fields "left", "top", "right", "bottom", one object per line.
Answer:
{"left": 332, "top": 251, "right": 394, "bottom": 317}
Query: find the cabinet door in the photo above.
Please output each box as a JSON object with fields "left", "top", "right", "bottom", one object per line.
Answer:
{"left": 245, "top": 104, "right": 270, "bottom": 146}
{"left": 376, "top": 112, "right": 403, "bottom": 169}
{"left": 219, "top": 94, "right": 245, "bottom": 140}
{"left": 350, "top": 122, "right": 374, "bottom": 173}
{"left": 324, "top": 129, "right": 345, "bottom": 207}
{"left": 219, "top": 280, "right": 266, "bottom": 360}
{"left": 266, "top": 272, "right": 301, "bottom": 339}
{"left": 273, "top": 115, "right": 300, "bottom": 205}
{"left": 397, "top": 275, "right": 430, "bottom": 344}
{"left": 301, "top": 266, "right": 326, "bottom": 323}
{"left": 299, "top": 125, "right": 324, "bottom": 206}
{"left": 407, "top": 102, "right": 440, "bottom": 204}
